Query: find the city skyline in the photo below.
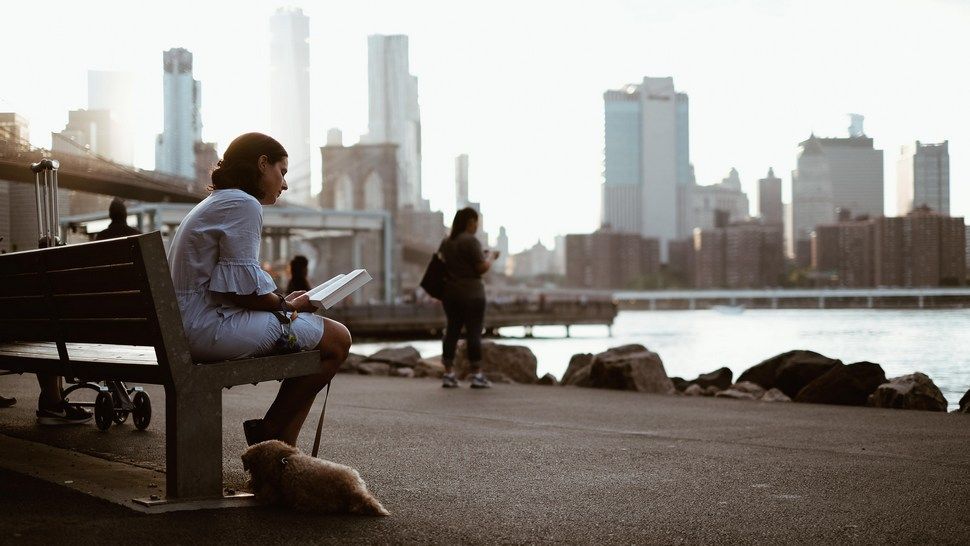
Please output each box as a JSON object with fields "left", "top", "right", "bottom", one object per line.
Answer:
{"left": 1, "top": 0, "right": 967, "bottom": 253}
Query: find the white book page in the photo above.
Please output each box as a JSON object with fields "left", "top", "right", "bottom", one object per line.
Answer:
{"left": 305, "top": 274, "right": 344, "bottom": 298}
{"left": 308, "top": 269, "right": 371, "bottom": 309}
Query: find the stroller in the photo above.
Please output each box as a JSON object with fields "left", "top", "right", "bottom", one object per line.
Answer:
{"left": 27, "top": 158, "right": 152, "bottom": 431}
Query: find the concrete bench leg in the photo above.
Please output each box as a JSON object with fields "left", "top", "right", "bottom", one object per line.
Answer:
{"left": 164, "top": 387, "right": 224, "bottom": 499}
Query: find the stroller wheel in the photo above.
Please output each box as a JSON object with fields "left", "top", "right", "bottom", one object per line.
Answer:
{"left": 132, "top": 391, "right": 151, "bottom": 431}
{"left": 113, "top": 410, "right": 129, "bottom": 425}
{"left": 94, "top": 392, "right": 113, "bottom": 431}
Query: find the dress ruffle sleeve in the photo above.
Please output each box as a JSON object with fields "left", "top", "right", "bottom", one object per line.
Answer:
{"left": 209, "top": 258, "right": 278, "bottom": 295}
{"left": 207, "top": 196, "right": 277, "bottom": 296}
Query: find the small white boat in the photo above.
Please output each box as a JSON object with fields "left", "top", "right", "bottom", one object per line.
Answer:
{"left": 711, "top": 304, "right": 745, "bottom": 315}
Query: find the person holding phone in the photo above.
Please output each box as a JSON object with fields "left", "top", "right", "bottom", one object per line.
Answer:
{"left": 438, "top": 207, "right": 498, "bottom": 388}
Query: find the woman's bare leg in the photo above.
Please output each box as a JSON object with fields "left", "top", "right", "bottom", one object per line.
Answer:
{"left": 262, "top": 318, "right": 351, "bottom": 445}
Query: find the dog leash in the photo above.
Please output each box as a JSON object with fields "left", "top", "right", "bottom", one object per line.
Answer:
{"left": 311, "top": 381, "right": 330, "bottom": 458}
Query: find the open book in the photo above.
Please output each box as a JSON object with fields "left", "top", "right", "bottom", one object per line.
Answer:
{"left": 305, "top": 269, "right": 372, "bottom": 309}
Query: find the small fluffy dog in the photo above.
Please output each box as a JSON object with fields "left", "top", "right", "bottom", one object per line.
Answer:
{"left": 241, "top": 440, "right": 390, "bottom": 516}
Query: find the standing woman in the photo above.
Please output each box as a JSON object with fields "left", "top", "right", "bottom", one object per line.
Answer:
{"left": 439, "top": 207, "right": 499, "bottom": 388}
{"left": 286, "top": 255, "right": 312, "bottom": 293}
{"left": 167, "top": 132, "right": 352, "bottom": 445}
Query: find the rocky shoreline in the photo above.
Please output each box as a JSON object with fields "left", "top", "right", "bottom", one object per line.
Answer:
{"left": 340, "top": 342, "right": 970, "bottom": 414}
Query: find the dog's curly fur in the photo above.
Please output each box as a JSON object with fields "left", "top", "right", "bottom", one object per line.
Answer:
{"left": 241, "top": 440, "right": 389, "bottom": 516}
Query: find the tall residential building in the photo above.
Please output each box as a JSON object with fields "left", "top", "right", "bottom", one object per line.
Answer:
{"left": 812, "top": 208, "right": 966, "bottom": 287}
{"left": 792, "top": 121, "right": 884, "bottom": 264}
{"left": 965, "top": 225, "right": 970, "bottom": 275}
{"left": 602, "top": 77, "right": 688, "bottom": 260}
{"left": 155, "top": 48, "right": 201, "bottom": 179}
{"left": 692, "top": 222, "right": 783, "bottom": 289}
{"left": 451, "top": 153, "right": 487, "bottom": 246}
{"left": 52, "top": 109, "right": 113, "bottom": 158}
{"left": 897, "top": 141, "right": 949, "bottom": 215}
{"left": 455, "top": 154, "right": 469, "bottom": 208}
{"left": 687, "top": 168, "right": 750, "bottom": 232}
{"left": 565, "top": 229, "right": 660, "bottom": 288}
{"left": 811, "top": 220, "right": 874, "bottom": 287}
{"left": 366, "top": 34, "right": 423, "bottom": 210}
{"left": 52, "top": 109, "right": 114, "bottom": 217}
{"left": 270, "top": 8, "right": 311, "bottom": 204}
{"left": 758, "top": 168, "right": 783, "bottom": 225}
{"left": 511, "top": 240, "right": 559, "bottom": 279}
{"left": 496, "top": 226, "right": 509, "bottom": 275}
{"left": 87, "top": 70, "right": 137, "bottom": 166}
{"left": 0, "top": 113, "right": 31, "bottom": 252}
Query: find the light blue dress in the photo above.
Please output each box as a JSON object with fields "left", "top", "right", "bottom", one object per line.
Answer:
{"left": 167, "top": 189, "right": 325, "bottom": 362}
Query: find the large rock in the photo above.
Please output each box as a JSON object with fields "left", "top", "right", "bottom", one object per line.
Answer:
{"left": 684, "top": 384, "right": 704, "bottom": 396}
{"left": 537, "top": 373, "right": 558, "bottom": 386}
{"left": 356, "top": 361, "right": 391, "bottom": 376}
{"left": 364, "top": 346, "right": 422, "bottom": 368}
{"left": 414, "top": 356, "right": 446, "bottom": 379}
{"left": 582, "top": 345, "right": 674, "bottom": 394}
{"left": 689, "top": 367, "right": 733, "bottom": 391}
{"left": 670, "top": 376, "right": 689, "bottom": 392}
{"left": 454, "top": 341, "right": 538, "bottom": 383}
{"left": 562, "top": 353, "right": 594, "bottom": 386}
{"left": 715, "top": 381, "right": 766, "bottom": 401}
{"left": 775, "top": 360, "right": 842, "bottom": 399}
{"left": 338, "top": 353, "right": 367, "bottom": 374}
{"left": 960, "top": 389, "right": 970, "bottom": 413}
{"left": 760, "top": 388, "right": 791, "bottom": 402}
{"left": 868, "top": 373, "right": 948, "bottom": 412}
{"left": 794, "top": 361, "right": 887, "bottom": 406}
{"left": 738, "top": 350, "right": 842, "bottom": 395}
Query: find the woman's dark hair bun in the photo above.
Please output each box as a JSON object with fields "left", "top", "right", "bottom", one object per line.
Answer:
{"left": 208, "top": 132, "right": 287, "bottom": 200}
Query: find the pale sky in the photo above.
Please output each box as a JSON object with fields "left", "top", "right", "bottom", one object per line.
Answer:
{"left": 2, "top": 0, "right": 967, "bottom": 253}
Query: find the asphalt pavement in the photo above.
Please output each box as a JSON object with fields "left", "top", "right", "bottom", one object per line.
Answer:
{"left": 0, "top": 372, "right": 968, "bottom": 544}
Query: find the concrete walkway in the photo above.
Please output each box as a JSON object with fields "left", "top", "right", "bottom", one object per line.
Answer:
{"left": 0, "top": 372, "right": 968, "bottom": 544}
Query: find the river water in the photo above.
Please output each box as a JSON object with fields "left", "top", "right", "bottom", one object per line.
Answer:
{"left": 352, "top": 309, "right": 970, "bottom": 411}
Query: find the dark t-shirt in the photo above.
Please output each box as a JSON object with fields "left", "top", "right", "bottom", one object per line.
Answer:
{"left": 440, "top": 233, "right": 485, "bottom": 299}
{"left": 95, "top": 222, "right": 141, "bottom": 241}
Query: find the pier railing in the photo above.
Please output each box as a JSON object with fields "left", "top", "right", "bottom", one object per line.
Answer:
{"left": 322, "top": 300, "right": 618, "bottom": 338}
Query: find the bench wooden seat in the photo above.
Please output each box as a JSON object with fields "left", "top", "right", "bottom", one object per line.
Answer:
{"left": 0, "top": 232, "right": 323, "bottom": 500}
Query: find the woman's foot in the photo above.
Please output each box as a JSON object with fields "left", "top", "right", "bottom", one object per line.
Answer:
{"left": 470, "top": 372, "right": 492, "bottom": 389}
{"left": 36, "top": 400, "right": 92, "bottom": 425}
{"left": 441, "top": 372, "right": 459, "bottom": 388}
{"left": 243, "top": 419, "right": 269, "bottom": 446}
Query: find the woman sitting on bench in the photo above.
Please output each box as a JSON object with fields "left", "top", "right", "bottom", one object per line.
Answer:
{"left": 167, "top": 132, "right": 352, "bottom": 446}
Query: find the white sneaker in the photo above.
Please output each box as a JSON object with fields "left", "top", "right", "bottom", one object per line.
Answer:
{"left": 470, "top": 373, "right": 492, "bottom": 389}
{"left": 441, "top": 373, "right": 459, "bottom": 388}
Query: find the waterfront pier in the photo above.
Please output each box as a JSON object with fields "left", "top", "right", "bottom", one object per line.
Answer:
{"left": 323, "top": 300, "right": 618, "bottom": 338}
{"left": 614, "top": 287, "right": 970, "bottom": 310}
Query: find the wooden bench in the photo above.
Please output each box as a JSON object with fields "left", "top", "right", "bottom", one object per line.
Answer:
{"left": 0, "top": 232, "right": 323, "bottom": 502}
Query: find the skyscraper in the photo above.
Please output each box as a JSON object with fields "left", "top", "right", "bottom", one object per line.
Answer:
{"left": 155, "top": 48, "right": 201, "bottom": 179}
{"left": 87, "top": 70, "right": 136, "bottom": 166}
{"left": 602, "top": 77, "right": 688, "bottom": 260}
{"left": 758, "top": 167, "right": 783, "bottom": 225}
{"left": 52, "top": 109, "right": 115, "bottom": 217}
{"left": 791, "top": 119, "right": 884, "bottom": 263}
{"left": 270, "top": 7, "right": 311, "bottom": 205}
{"left": 0, "top": 113, "right": 30, "bottom": 252}
{"left": 52, "top": 109, "right": 113, "bottom": 158}
{"left": 897, "top": 141, "right": 949, "bottom": 215}
{"left": 366, "top": 34, "right": 423, "bottom": 210}
{"left": 496, "top": 226, "right": 509, "bottom": 275}
{"left": 455, "top": 154, "right": 469, "bottom": 209}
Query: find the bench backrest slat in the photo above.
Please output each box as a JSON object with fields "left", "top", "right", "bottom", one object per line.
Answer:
{"left": 0, "top": 233, "right": 194, "bottom": 385}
